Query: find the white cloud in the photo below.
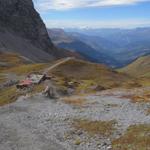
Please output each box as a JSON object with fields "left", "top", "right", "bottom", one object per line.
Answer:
{"left": 33, "top": 0, "right": 149, "bottom": 11}
{"left": 44, "top": 19, "right": 150, "bottom": 28}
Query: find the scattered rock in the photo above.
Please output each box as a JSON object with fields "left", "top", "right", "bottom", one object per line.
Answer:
{"left": 74, "top": 138, "right": 82, "bottom": 145}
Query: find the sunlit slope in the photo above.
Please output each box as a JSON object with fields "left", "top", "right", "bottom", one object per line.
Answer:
{"left": 0, "top": 52, "right": 49, "bottom": 76}
{"left": 119, "top": 55, "right": 150, "bottom": 78}
{"left": 49, "top": 58, "right": 139, "bottom": 92}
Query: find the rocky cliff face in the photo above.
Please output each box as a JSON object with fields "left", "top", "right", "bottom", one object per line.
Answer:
{"left": 0, "top": 0, "right": 73, "bottom": 62}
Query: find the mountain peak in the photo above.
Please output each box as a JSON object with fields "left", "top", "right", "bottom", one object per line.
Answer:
{"left": 0, "top": 0, "right": 77, "bottom": 62}
{"left": 0, "top": 0, "right": 54, "bottom": 51}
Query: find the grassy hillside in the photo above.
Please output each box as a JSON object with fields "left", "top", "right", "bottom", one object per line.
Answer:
{"left": 0, "top": 52, "right": 26, "bottom": 69}
{"left": 49, "top": 58, "right": 139, "bottom": 93}
{"left": 119, "top": 55, "right": 150, "bottom": 78}
{"left": 0, "top": 52, "right": 49, "bottom": 75}
{"left": 0, "top": 52, "right": 142, "bottom": 105}
{"left": 119, "top": 55, "right": 150, "bottom": 86}
{"left": 0, "top": 52, "right": 49, "bottom": 105}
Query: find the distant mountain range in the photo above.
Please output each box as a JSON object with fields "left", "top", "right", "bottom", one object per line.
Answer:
{"left": 65, "top": 28, "right": 150, "bottom": 67}
{"left": 48, "top": 29, "right": 119, "bottom": 67}
{"left": 48, "top": 28, "right": 150, "bottom": 67}
{"left": 0, "top": 0, "right": 149, "bottom": 68}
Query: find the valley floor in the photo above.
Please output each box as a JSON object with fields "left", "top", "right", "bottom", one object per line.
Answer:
{"left": 0, "top": 88, "right": 150, "bottom": 150}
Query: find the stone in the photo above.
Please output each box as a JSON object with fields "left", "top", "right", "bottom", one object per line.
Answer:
{"left": 0, "top": 0, "right": 74, "bottom": 62}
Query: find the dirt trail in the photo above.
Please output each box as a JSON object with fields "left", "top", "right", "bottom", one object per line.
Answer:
{"left": 44, "top": 57, "right": 73, "bottom": 74}
{"left": 0, "top": 89, "right": 150, "bottom": 150}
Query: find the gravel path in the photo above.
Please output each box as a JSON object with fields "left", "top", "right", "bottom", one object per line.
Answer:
{"left": 0, "top": 90, "right": 150, "bottom": 150}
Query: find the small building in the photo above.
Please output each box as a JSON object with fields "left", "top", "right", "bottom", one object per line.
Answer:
{"left": 16, "top": 73, "right": 51, "bottom": 89}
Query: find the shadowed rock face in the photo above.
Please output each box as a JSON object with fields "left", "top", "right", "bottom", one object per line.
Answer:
{"left": 0, "top": 0, "right": 83, "bottom": 62}
{"left": 0, "top": 0, "right": 75, "bottom": 62}
{"left": 0, "top": 0, "right": 53, "bottom": 52}
{"left": 0, "top": 0, "right": 54, "bottom": 52}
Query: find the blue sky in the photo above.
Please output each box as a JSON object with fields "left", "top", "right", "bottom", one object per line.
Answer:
{"left": 33, "top": 0, "right": 150, "bottom": 28}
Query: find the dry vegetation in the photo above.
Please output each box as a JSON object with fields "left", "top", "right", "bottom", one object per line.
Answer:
{"left": 121, "top": 90, "right": 150, "bottom": 103}
{"left": 62, "top": 97, "right": 86, "bottom": 106}
{"left": 0, "top": 86, "right": 22, "bottom": 106}
{"left": 7, "top": 63, "right": 49, "bottom": 75}
{"left": 119, "top": 55, "right": 150, "bottom": 78}
{"left": 105, "top": 103, "right": 119, "bottom": 108}
{"left": 137, "top": 77, "right": 150, "bottom": 87}
{"left": 49, "top": 59, "right": 139, "bottom": 94}
{"left": 0, "top": 52, "right": 49, "bottom": 75}
{"left": 73, "top": 119, "right": 116, "bottom": 137}
{"left": 119, "top": 55, "right": 150, "bottom": 87}
{"left": 146, "top": 109, "right": 150, "bottom": 115}
{"left": 0, "top": 74, "right": 6, "bottom": 84}
{"left": 112, "top": 124, "right": 150, "bottom": 150}
{"left": 31, "top": 83, "right": 45, "bottom": 94}
{"left": 0, "top": 52, "right": 24, "bottom": 66}
{"left": 0, "top": 52, "right": 48, "bottom": 106}
{"left": 0, "top": 83, "right": 45, "bottom": 106}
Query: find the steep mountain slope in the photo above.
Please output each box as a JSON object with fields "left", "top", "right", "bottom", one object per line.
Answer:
{"left": 48, "top": 29, "right": 118, "bottom": 67}
{"left": 0, "top": 0, "right": 74, "bottom": 62}
{"left": 119, "top": 55, "right": 150, "bottom": 78}
{"left": 48, "top": 28, "right": 74, "bottom": 45}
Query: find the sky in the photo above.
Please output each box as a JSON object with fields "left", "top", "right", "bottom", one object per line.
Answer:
{"left": 33, "top": 0, "right": 150, "bottom": 29}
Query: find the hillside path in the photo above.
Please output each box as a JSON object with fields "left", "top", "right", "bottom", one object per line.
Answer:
{"left": 44, "top": 57, "right": 73, "bottom": 74}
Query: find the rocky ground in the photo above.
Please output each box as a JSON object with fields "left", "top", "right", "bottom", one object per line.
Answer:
{"left": 0, "top": 88, "right": 150, "bottom": 150}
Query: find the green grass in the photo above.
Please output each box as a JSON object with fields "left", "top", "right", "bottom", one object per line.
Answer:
{"left": 112, "top": 124, "right": 150, "bottom": 150}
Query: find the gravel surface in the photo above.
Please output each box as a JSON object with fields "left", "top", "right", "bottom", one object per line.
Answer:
{"left": 0, "top": 90, "right": 150, "bottom": 150}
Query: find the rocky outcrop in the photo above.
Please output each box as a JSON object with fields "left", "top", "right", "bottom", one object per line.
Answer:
{"left": 0, "top": 0, "right": 74, "bottom": 62}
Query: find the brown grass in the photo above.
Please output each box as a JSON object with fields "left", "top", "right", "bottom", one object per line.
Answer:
{"left": 0, "top": 82, "right": 45, "bottom": 106}
{"left": 118, "top": 55, "right": 150, "bottom": 78}
{"left": 7, "top": 63, "right": 49, "bottom": 75}
{"left": 49, "top": 59, "right": 140, "bottom": 94}
{"left": 138, "top": 77, "right": 150, "bottom": 87}
{"left": 112, "top": 124, "right": 150, "bottom": 150}
{"left": 146, "top": 109, "right": 150, "bottom": 115}
{"left": 0, "top": 74, "right": 6, "bottom": 84}
{"left": 73, "top": 119, "right": 116, "bottom": 137}
{"left": 31, "top": 84, "right": 45, "bottom": 94}
{"left": 0, "top": 52, "right": 50, "bottom": 75}
{"left": 121, "top": 90, "right": 150, "bottom": 103}
{"left": 105, "top": 104, "right": 119, "bottom": 108}
{"left": 51, "top": 59, "right": 127, "bottom": 81}
{"left": 0, "top": 86, "right": 22, "bottom": 106}
{"left": 62, "top": 97, "right": 86, "bottom": 106}
{"left": 0, "top": 52, "right": 24, "bottom": 66}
